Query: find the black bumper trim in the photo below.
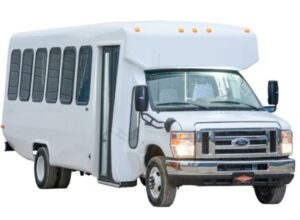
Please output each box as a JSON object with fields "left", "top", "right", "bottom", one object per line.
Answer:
{"left": 168, "top": 174, "right": 294, "bottom": 186}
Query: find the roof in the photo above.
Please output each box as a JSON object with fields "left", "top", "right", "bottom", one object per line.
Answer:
{"left": 10, "top": 21, "right": 259, "bottom": 70}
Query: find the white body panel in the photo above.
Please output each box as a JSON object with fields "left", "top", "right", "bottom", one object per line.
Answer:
{"left": 2, "top": 21, "right": 290, "bottom": 183}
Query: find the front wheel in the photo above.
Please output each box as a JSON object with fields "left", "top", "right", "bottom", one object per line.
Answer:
{"left": 254, "top": 185, "right": 286, "bottom": 204}
{"left": 146, "top": 156, "right": 176, "bottom": 207}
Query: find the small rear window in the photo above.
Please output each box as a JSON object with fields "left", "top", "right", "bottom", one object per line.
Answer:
{"left": 19, "top": 49, "right": 34, "bottom": 101}
{"left": 76, "top": 46, "right": 92, "bottom": 105}
{"left": 32, "top": 48, "right": 48, "bottom": 102}
{"left": 7, "top": 50, "right": 21, "bottom": 100}
{"left": 60, "top": 47, "right": 76, "bottom": 104}
{"left": 46, "top": 47, "right": 61, "bottom": 103}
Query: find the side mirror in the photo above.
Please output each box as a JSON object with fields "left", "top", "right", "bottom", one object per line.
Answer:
{"left": 268, "top": 80, "right": 279, "bottom": 105}
{"left": 135, "top": 85, "right": 149, "bottom": 112}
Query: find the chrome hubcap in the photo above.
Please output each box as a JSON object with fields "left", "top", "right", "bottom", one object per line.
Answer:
{"left": 149, "top": 167, "right": 162, "bottom": 199}
{"left": 36, "top": 156, "right": 45, "bottom": 182}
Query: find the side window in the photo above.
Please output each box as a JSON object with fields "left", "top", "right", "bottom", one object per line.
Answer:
{"left": 32, "top": 48, "right": 47, "bottom": 102}
{"left": 60, "top": 47, "right": 76, "bottom": 104}
{"left": 76, "top": 46, "right": 92, "bottom": 105}
{"left": 46, "top": 47, "right": 61, "bottom": 103}
{"left": 19, "top": 49, "right": 34, "bottom": 101}
{"left": 129, "top": 87, "right": 140, "bottom": 148}
{"left": 7, "top": 50, "right": 21, "bottom": 100}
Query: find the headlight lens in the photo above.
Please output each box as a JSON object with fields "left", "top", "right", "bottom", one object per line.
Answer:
{"left": 171, "top": 132, "right": 195, "bottom": 158}
{"left": 281, "top": 130, "right": 293, "bottom": 155}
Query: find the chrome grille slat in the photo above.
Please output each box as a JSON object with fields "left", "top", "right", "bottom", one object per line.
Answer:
{"left": 215, "top": 148, "right": 267, "bottom": 154}
{"left": 214, "top": 136, "right": 268, "bottom": 140}
{"left": 215, "top": 145, "right": 267, "bottom": 149}
{"left": 214, "top": 130, "right": 266, "bottom": 136}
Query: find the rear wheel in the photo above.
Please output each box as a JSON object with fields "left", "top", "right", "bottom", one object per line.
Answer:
{"left": 146, "top": 156, "right": 176, "bottom": 207}
{"left": 34, "top": 147, "right": 58, "bottom": 189}
{"left": 55, "top": 168, "right": 72, "bottom": 188}
{"left": 254, "top": 185, "right": 286, "bottom": 204}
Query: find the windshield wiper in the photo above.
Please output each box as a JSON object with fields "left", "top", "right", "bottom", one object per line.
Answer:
{"left": 156, "top": 101, "right": 209, "bottom": 109}
{"left": 210, "top": 100, "right": 261, "bottom": 110}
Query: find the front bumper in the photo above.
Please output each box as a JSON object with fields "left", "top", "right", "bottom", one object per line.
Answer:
{"left": 166, "top": 158, "right": 295, "bottom": 186}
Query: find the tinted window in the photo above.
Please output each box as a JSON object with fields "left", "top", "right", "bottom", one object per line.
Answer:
{"left": 46, "top": 47, "right": 61, "bottom": 103}
{"left": 129, "top": 87, "right": 140, "bottom": 148}
{"left": 32, "top": 48, "right": 47, "bottom": 102}
{"left": 7, "top": 50, "right": 21, "bottom": 100}
{"left": 60, "top": 47, "right": 76, "bottom": 104}
{"left": 19, "top": 49, "right": 34, "bottom": 101}
{"left": 76, "top": 46, "right": 92, "bottom": 105}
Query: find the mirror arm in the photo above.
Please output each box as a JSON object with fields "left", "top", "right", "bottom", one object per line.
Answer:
{"left": 140, "top": 112, "right": 164, "bottom": 129}
{"left": 264, "top": 105, "right": 277, "bottom": 113}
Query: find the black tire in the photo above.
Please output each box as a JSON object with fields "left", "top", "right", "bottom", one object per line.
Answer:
{"left": 146, "top": 156, "right": 176, "bottom": 207}
{"left": 140, "top": 176, "right": 146, "bottom": 186}
{"left": 55, "top": 168, "right": 72, "bottom": 188}
{"left": 34, "top": 147, "right": 58, "bottom": 189}
{"left": 254, "top": 185, "right": 286, "bottom": 204}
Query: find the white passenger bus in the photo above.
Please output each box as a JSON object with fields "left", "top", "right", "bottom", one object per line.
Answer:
{"left": 2, "top": 22, "right": 295, "bottom": 207}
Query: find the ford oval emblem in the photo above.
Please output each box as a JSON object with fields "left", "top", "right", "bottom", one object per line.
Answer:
{"left": 232, "top": 138, "right": 250, "bottom": 146}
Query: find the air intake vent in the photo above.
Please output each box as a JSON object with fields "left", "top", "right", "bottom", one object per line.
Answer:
{"left": 202, "top": 132, "right": 209, "bottom": 154}
{"left": 270, "top": 130, "right": 277, "bottom": 152}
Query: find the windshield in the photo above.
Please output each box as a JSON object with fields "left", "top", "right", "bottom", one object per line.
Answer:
{"left": 145, "top": 70, "right": 263, "bottom": 111}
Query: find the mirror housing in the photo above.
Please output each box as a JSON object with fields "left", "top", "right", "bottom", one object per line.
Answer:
{"left": 268, "top": 80, "right": 279, "bottom": 105}
{"left": 135, "top": 85, "right": 149, "bottom": 112}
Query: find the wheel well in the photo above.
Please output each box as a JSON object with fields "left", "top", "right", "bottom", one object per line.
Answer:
{"left": 144, "top": 145, "right": 165, "bottom": 166}
{"left": 33, "top": 143, "right": 47, "bottom": 154}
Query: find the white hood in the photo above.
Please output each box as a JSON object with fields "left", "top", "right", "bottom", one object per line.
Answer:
{"left": 155, "top": 111, "right": 291, "bottom": 131}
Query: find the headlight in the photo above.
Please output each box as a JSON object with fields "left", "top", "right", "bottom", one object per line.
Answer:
{"left": 171, "top": 132, "right": 195, "bottom": 158}
{"left": 281, "top": 130, "right": 293, "bottom": 155}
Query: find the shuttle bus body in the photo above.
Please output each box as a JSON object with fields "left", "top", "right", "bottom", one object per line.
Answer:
{"left": 2, "top": 22, "right": 295, "bottom": 206}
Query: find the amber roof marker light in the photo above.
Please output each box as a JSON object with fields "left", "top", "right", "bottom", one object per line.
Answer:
{"left": 244, "top": 28, "right": 251, "bottom": 33}
{"left": 178, "top": 27, "right": 184, "bottom": 33}
{"left": 206, "top": 27, "right": 212, "bottom": 33}
{"left": 134, "top": 26, "right": 141, "bottom": 32}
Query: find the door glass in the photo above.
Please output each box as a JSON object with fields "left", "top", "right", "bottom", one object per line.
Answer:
{"left": 100, "top": 52, "right": 110, "bottom": 176}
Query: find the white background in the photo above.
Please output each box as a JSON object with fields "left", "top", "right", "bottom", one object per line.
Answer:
{"left": 0, "top": 0, "right": 299, "bottom": 219}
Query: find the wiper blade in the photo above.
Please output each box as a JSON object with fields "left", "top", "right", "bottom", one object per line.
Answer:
{"left": 210, "top": 100, "right": 261, "bottom": 110}
{"left": 156, "top": 101, "right": 209, "bottom": 109}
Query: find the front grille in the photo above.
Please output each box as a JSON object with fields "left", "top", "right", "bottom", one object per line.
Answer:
{"left": 214, "top": 129, "right": 269, "bottom": 154}
{"left": 197, "top": 128, "right": 278, "bottom": 158}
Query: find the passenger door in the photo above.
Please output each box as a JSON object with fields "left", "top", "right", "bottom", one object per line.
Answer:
{"left": 99, "top": 46, "right": 120, "bottom": 183}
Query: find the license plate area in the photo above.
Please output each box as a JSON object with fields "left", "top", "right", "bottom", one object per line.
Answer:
{"left": 233, "top": 173, "right": 254, "bottom": 185}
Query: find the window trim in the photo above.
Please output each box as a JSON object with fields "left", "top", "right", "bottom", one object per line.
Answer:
{"left": 45, "top": 47, "right": 62, "bottom": 104}
{"left": 7, "top": 49, "right": 22, "bottom": 100}
{"left": 19, "top": 48, "right": 34, "bottom": 101}
{"left": 60, "top": 46, "right": 76, "bottom": 105}
{"left": 32, "top": 48, "right": 48, "bottom": 103}
{"left": 75, "top": 45, "right": 93, "bottom": 106}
